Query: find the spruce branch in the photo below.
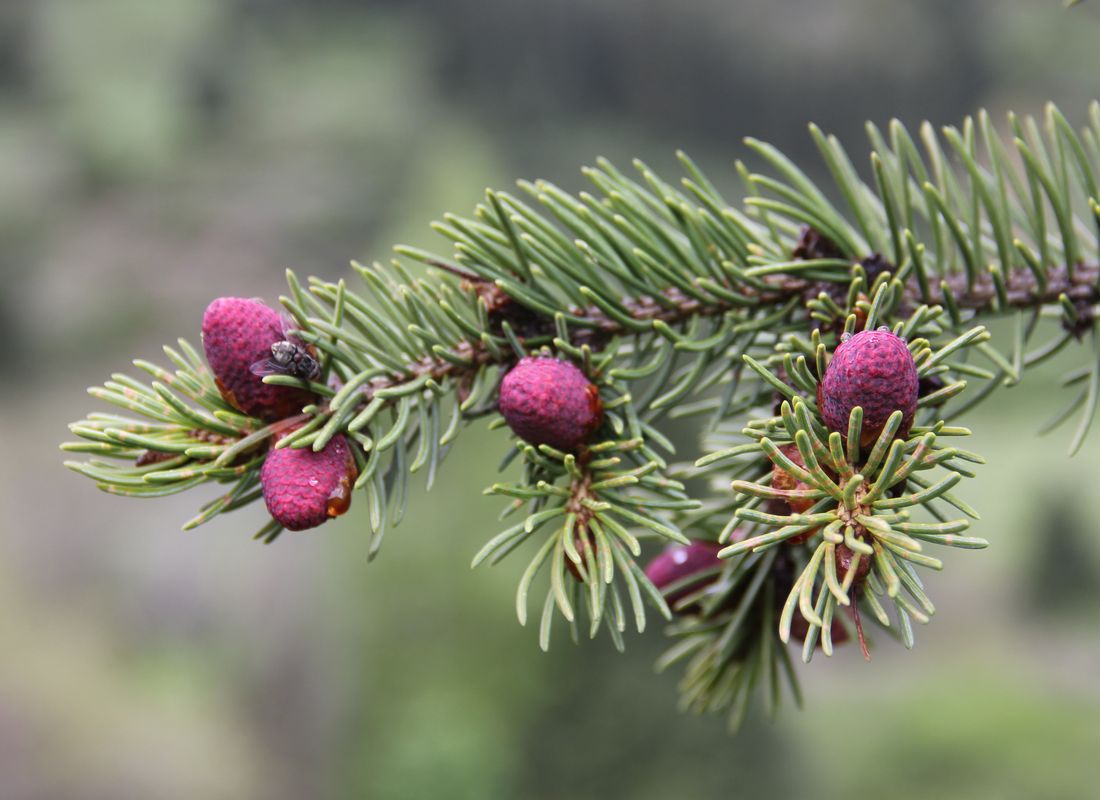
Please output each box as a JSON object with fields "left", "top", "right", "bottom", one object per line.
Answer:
{"left": 62, "top": 102, "right": 1100, "bottom": 725}
{"left": 473, "top": 348, "right": 697, "bottom": 650}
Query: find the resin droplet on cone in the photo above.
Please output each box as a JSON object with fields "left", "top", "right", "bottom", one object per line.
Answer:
{"left": 202, "top": 297, "right": 317, "bottom": 421}
{"left": 817, "top": 328, "right": 918, "bottom": 446}
{"left": 498, "top": 357, "right": 603, "bottom": 451}
{"left": 261, "top": 434, "right": 357, "bottom": 531}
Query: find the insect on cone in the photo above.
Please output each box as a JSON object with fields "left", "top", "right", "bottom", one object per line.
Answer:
{"left": 201, "top": 297, "right": 318, "bottom": 421}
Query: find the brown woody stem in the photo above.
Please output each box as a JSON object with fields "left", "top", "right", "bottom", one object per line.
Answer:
{"left": 357, "top": 262, "right": 1099, "bottom": 403}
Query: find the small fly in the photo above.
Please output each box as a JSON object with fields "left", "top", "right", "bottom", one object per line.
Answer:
{"left": 250, "top": 316, "right": 322, "bottom": 382}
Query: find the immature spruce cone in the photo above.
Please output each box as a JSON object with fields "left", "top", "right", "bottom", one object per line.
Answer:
{"left": 835, "top": 542, "right": 871, "bottom": 585}
{"left": 817, "top": 328, "right": 918, "bottom": 445}
{"left": 498, "top": 357, "right": 603, "bottom": 451}
{"left": 202, "top": 297, "right": 317, "bottom": 421}
{"left": 770, "top": 443, "right": 829, "bottom": 545}
{"left": 644, "top": 540, "right": 724, "bottom": 612}
{"left": 261, "top": 434, "right": 357, "bottom": 531}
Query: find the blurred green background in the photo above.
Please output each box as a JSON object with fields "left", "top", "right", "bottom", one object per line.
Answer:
{"left": 4, "top": 1, "right": 1100, "bottom": 798}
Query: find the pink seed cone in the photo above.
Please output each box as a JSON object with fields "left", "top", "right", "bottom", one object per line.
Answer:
{"left": 817, "top": 329, "right": 918, "bottom": 445}
{"left": 498, "top": 357, "right": 603, "bottom": 451}
{"left": 261, "top": 434, "right": 357, "bottom": 531}
{"left": 644, "top": 540, "right": 723, "bottom": 609}
{"left": 202, "top": 297, "right": 317, "bottom": 421}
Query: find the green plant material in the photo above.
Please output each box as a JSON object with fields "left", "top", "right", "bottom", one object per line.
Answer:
{"left": 60, "top": 340, "right": 288, "bottom": 538}
{"left": 474, "top": 352, "right": 701, "bottom": 650}
{"left": 62, "top": 103, "right": 1100, "bottom": 722}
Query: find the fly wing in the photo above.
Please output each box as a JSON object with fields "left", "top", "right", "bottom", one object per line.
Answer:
{"left": 250, "top": 358, "right": 285, "bottom": 377}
